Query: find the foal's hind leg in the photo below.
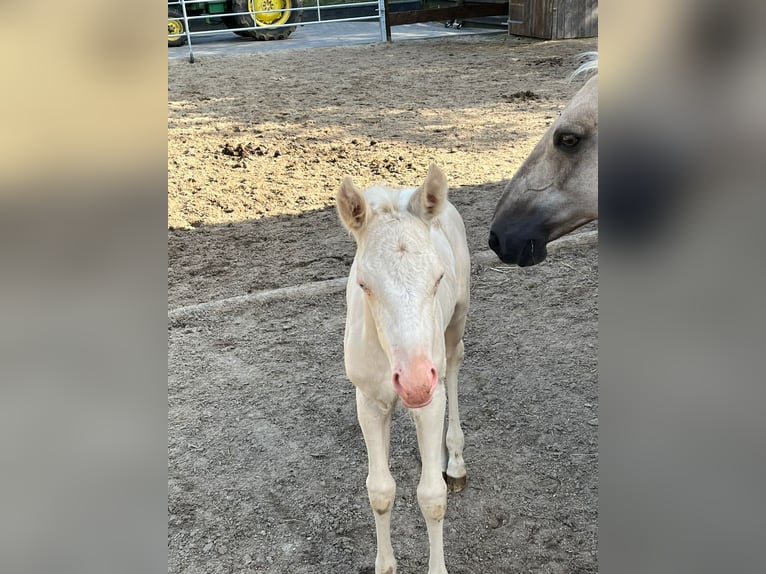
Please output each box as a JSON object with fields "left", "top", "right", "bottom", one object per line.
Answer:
{"left": 443, "top": 318, "right": 467, "bottom": 492}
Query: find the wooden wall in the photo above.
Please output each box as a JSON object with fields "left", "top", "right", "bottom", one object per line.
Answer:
{"left": 510, "top": 0, "right": 598, "bottom": 39}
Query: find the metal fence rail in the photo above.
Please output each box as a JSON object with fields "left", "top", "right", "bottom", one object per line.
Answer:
{"left": 168, "top": 0, "right": 387, "bottom": 62}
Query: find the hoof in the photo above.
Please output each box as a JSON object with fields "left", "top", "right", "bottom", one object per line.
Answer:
{"left": 443, "top": 472, "right": 467, "bottom": 492}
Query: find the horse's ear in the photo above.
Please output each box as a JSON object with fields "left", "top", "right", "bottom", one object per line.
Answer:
{"left": 336, "top": 176, "right": 368, "bottom": 237}
{"left": 409, "top": 163, "right": 448, "bottom": 221}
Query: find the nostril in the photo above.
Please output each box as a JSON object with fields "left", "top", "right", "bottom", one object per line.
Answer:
{"left": 429, "top": 367, "right": 438, "bottom": 388}
{"left": 488, "top": 230, "right": 500, "bottom": 252}
{"left": 392, "top": 371, "right": 402, "bottom": 391}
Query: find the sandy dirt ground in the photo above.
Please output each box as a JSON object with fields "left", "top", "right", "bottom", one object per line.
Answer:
{"left": 168, "top": 33, "right": 598, "bottom": 573}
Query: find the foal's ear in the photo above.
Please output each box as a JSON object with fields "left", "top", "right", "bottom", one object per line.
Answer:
{"left": 409, "top": 163, "right": 448, "bottom": 221}
{"left": 336, "top": 176, "right": 368, "bottom": 237}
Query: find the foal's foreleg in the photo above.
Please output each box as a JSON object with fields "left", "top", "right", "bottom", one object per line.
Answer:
{"left": 356, "top": 389, "right": 397, "bottom": 574}
{"left": 443, "top": 325, "right": 467, "bottom": 491}
{"left": 412, "top": 384, "right": 449, "bottom": 574}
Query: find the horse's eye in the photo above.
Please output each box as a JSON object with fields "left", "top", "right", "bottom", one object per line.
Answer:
{"left": 435, "top": 273, "right": 445, "bottom": 288}
{"left": 556, "top": 132, "right": 581, "bottom": 150}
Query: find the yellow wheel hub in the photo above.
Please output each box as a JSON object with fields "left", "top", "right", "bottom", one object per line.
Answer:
{"left": 248, "top": 0, "right": 292, "bottom": 26}
{"left": 168, "top": 19, "right": 184, "bottom": 39}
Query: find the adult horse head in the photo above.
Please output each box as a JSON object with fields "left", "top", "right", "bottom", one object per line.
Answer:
{"left": 489, "top": 56, "right": 598, "bottom": 266}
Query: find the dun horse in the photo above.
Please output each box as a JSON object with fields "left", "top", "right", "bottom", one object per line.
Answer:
{"left": 489, "top": 54, "right": 598, "bottom": 266}
{"left": 336, "top": 164, "right": 470, "bottom": 574}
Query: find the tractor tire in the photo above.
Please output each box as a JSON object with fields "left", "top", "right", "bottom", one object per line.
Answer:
{"left": 228, "top": 0, "right": 302, "bottom": 40}
{"left": 222, "top": 16, "right": 254, "bottom": 38}
{"left": 168, "top": 6, "right": 187, "bottom": 47}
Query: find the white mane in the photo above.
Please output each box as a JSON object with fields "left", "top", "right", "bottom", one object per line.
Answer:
{"left": 570, "top": 52, "right": 598, "bottom": 82}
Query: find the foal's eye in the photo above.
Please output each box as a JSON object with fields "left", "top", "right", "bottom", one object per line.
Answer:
{"left": 435, "top": 273, "right": 445, "bottom": 288}
{"left": 358, "top": 281, "right": 370, "bottom": 294}
{"left": 555, "top": 132, "right": 582, "bottom": 150}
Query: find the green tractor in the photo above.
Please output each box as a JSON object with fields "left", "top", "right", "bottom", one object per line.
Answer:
{"left": 168, "top": 0, "right": 303, "bottom": 46}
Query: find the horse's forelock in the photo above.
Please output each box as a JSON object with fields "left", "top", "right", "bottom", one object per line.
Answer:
{"left": 365, "top": 186, "right": 417, "bottom": 216}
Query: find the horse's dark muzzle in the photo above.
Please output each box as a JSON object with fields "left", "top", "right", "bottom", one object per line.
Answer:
{"left": 488, "top": 225, "right": 548, "bottom": 267}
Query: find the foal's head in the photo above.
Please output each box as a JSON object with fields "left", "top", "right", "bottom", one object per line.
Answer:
{"left": 337, "top": 164, "right": 449, "bottom": 408}
{"left": 490, "top": 70, "right": 598, "bottom": 266}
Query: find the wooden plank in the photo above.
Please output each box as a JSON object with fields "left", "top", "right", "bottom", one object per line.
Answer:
{"left": 509, "top": 0, "right": 550, "bottom": 38}
{"left": 555, "top": 0, "right": 598, "bottom": 38}
{"left": 509, "top": 1, "right": 526, "bottom": 28}
{"left": 508, "top": 0, "right": 528, "bottom": 36}
{"left": 564, "top": 0, "right": 573, "bottom": 38}
{"left": 568, "top": 0, "right": 584, "bottom": 38}
{"left": 510, "top": 0, "right": 597, "bottom": 39}
{"left": 511, "top": 0, "right": 539, "bottom": 37}
{"left": 585, "top": 0, "right": 598, "bottom": 37}
{"left": 536, "top": 0, "right": 553, "bottom": 38}
{"left": 388, "top": 3, "right": 509, "bottom": 26}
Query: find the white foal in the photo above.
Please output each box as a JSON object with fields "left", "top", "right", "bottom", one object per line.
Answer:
{"left": 336, "top": 164, "right": 470, "bottom": 574}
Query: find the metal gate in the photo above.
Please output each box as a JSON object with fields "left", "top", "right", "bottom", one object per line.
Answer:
{"left": 169, "top": 0, "right": 519, "bottom": 62}
{"left": 169, "top": 0, "right": 388, "bottom": 62}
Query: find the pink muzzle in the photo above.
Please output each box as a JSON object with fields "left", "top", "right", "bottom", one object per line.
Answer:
{"left": 392, "top": 355, "right": 438, "bottom": 409}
